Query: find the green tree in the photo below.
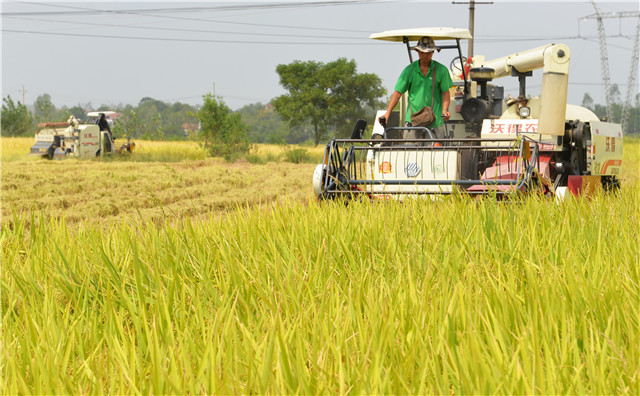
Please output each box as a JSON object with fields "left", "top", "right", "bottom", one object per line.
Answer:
{"left": 581, "top": 92, "right": 594, "bottom": 110}
{"left": 113, "top": 109, "right": 144, "bottom": 138}
{"left": 133, "top": 97, "right": 194, "bottom": 139}
{"left": 67, "top": 105, "right": 86, "bottom": 120}
{"left": 197, "top": 93, "right": 249, "bottom": 161}
{"left": 163, "top": 102, "right": 199, "bottom": 139}
{"left": 580, "top": 91, "right": 640, "bottom": 134}
{"left": 610, "top": 84, "right": 621, "bottom": 104}
{"left": 272, "top": 58, "right": 385, "bottom": 146}
{"left": 237, "top": 102, "right": 303, "bottom": 144}
{"left": 33, "top": 93, "right": 56, "bottom": 122}
{"left": 141, "top": 114, "right": 165, "bottom": 140}
{"left": 1, "top": 95, "right": 34, "bottom": 136}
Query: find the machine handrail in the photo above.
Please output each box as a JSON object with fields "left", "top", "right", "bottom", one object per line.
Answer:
{"left": 328, "top": 136, "right": 540, "bottom": 144}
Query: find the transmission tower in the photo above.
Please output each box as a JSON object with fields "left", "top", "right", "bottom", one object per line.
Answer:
{"left": 581, "top": 2, "right": 640, "bottom": 130}
{"left": 587, "top": 0, "right": 613, "bottom": 120}
{"left": 621, "top": 19, "right": 640, "bottom": 133}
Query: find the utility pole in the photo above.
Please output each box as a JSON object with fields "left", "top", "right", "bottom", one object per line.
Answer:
{"left": 212, "top": 82, "right": 215, "bottom": 97}
{"left": 453, "top": 0, "right": 493, "bottom": 59}
{"left": 21, "top": 85, "right": 27, "bottom": 104}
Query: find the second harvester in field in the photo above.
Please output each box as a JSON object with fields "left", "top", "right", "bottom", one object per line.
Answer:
{"left": 30, "top": 111, "right": 135, "bottom": 160}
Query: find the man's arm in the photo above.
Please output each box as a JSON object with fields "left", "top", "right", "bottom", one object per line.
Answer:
{"left": 380, "top": 91, "right": 403, "bottom": 125}
{"left": 442, "top": 90, "right": 451, "bottom": 122}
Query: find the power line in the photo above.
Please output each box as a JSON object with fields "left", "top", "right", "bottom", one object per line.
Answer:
{"left": 3, "top": 15, "right": 368, "bottom": 40}
{"left": 5, "top": 1, "right": 375, "bottom": 34}
{"left": 577, "top": 37, "right": 634, "bottom": 51}
{"left": 9, "top": 14, "right": 629, "bottom": 44}
{"left": 6, "top": 0, "right": 375, "bottom": 16}
{"left": 1, "top": 29, "right": 380, "bottom": 45}
{"left": 4, "top": 26, "right": 636, "bottom": 48}
{"left": 478, "top": 35, "right": 634, "bottom": 41}
{"left": 476, "top": 36, "right": 634, "bottom": 51}
{"left": 6, "top": 2, "right": 636, "bottom": 46}
{"left": 580, "top": 11, "right": 640, "bottom": 20}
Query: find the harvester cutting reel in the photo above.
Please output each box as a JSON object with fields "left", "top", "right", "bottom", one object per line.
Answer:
{"left": 313, "top": 120, "right": 549, "bottom": 201}
{"left": 313, "top": 120, "right": 366, "bottom": 200}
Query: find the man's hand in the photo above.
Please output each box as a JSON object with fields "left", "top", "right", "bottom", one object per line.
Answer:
{"left": 442, "top": 90, "right": 451, "bottom": 122}
{"left": 381, "top": 91, "right": 402, "bottom": 129}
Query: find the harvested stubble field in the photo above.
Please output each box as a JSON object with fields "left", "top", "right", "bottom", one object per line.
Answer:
{"left": 1, "top": 138, "right": 325, "bottom": 227}
{"left": 2, "top": 136, "right": 639, "bottom": 394}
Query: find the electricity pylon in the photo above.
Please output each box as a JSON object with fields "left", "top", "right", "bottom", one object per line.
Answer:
{"left": 580, "top": 1, "right": 640, "bottom": 130}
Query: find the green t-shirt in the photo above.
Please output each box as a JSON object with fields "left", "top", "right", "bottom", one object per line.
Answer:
{"left": 394, "top": 60, "right": 453, "bottom": 127}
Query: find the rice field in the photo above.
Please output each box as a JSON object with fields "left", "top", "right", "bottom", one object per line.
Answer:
{"left": 1, "top": 138, "right": 324, "bottom": 227}
{"left": 2, "top": 136, "right": 639, "bottom": 394}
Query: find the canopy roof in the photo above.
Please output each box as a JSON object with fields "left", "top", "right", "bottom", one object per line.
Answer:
{"left": 86, "top": 111, "right": 117, "bottom": 117}
{"left": 369, "top": 27, "right": 472, "bottom": 42}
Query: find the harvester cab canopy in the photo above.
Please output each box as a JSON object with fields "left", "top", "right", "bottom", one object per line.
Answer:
{"left": 369, "top": 27, "right": 472, "bottom": 42}
{"left": 370, "top": 27, "right": 472, "bottom": 94}
{"left": 86, "top": 111, "right": 117, "bottom": 125}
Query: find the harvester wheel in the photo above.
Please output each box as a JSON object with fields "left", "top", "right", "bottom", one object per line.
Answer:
{"left": 321, "top": 165, "right": 352, "bottom": 200}
{"left": 602, "top": 176, "right": 620, "bottom": 192}
{"left": 569, "top": 149, "right": 583, "bottom": 176}
{"left": 313, "top": 164, "right": 327, "bottom": 198}
{"left": 47, "top": 146, "right": 55, "bottom": 160}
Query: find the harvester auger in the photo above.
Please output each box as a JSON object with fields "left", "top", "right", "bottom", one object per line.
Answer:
{"left": 313, "top": 27, "right": 623, "bottom": 201}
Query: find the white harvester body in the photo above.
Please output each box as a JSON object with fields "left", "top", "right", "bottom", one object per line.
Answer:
{"left": 363, "top": 148, "right": 459, "bottom": 196}
{"left": 31, "top": 113, "right": 133, "bottom": 159}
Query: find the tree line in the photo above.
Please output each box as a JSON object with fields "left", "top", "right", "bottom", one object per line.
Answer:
{"left": 581, "top": 88, "right": 640, "bottom": 133}
{"left": 3, "top": 58, "right": 638, "bottom": 150}
{"left": 0, "top": 94, "right": 203, "bottom": 141}
{"left": 0, "top": 92, "right": 314, "bottom": 143}
{"left": 1, "top": 58, "right": 384, "bottom": 149}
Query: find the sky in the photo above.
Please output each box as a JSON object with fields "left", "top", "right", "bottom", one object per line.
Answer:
{"left": 2, "top": 0, "right": 639, "bottom": 111}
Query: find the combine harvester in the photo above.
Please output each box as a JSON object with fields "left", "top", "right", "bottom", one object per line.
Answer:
{"left": 313, "top": 27, "right": 623, "bottom": 200}
{"left": 31, "top": 111, "right": 134, "bottom": 160}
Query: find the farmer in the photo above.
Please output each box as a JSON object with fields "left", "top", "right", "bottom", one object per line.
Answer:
{"left": 96, "top": 113, "right": 113, "bottom": 152}
{"left": 96, "top": 113, "right": 112, "bottom": 135}
{"left": 380, "top": 36, "right": 453, "bottom": 140}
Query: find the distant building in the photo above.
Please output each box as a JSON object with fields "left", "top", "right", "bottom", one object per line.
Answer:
{"left": 106, "top": 112, "right": 122, "bottom": 125}
{"left": 182, "top": 123, "right": 200, "bottom": 134}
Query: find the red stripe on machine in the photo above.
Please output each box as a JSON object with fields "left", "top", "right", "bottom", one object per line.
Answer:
{"left": 601, "top": 159, "right": 622, "bottom": 174}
